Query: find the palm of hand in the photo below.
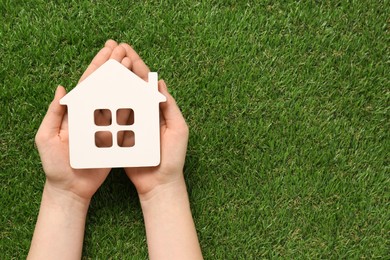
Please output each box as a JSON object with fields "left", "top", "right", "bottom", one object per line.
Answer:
{"left": 125, "top": 89, "right": 189, "bottom": 196}
{"left": 36, "top": 41, "right": 122, "bottom": 200}
{"left": 36, "top": 97, "right": 110, "bottom": 200}
{"left": 125, "top": 135, "right": 185, "bottom": 196}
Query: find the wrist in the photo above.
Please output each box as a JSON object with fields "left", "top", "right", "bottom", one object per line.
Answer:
{"left": 138, "top": 175, "right": 203, "bottom": 260}
{"left": 42, "top": 182, "right": 90, "bottom": 214}
{"left": 139, "top": 175, "right": 188, "bottom": 206}
{"left": 28, "top": 182, "right": 89, "bottom": 259}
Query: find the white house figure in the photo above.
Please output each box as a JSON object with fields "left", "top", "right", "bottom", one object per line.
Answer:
{"left": 60, "top": 59, "right": 166, "bottom": 169}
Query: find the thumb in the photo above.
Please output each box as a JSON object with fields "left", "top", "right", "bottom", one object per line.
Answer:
{"left": 38, "top": 86, "right": 67, "bottom": 138}
{"left": 158, "top": 80, "right": 188, "bottom": 130}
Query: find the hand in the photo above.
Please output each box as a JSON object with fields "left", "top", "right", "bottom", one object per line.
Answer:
{"left": 113, "top": 43, "right": 202, "bottom": 260}
{"left": 116, "top": 44, "right": 190, "bottom": 200}
{"left": 35, "top": 40, "right": 133, "bottom": 202}
{"left": 125, "top": 80, "right": 189, "bottom": 199}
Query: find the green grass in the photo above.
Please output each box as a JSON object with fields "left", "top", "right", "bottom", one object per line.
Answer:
{"left": 1, "top": 0, "right": 389, "bottom": 258}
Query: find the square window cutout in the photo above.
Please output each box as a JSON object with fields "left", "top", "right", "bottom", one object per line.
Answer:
{"left": 94, "top": 109, "right": 112, "bottom": 126}
{"left": 95, "top": 131, "right": 113, "bottom": 147}
{"left": 118, "top": 131, "right": 135, "bottom": 147}
{"left": 117, "top": 108, "right": 134, "bottom": 125}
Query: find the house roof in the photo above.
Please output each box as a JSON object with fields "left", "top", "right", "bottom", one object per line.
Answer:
{"left": 60, "top": 59, "right": 166, "bottom": 106}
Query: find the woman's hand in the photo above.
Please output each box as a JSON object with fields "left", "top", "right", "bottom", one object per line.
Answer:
{"left": 30, "top": 40, "right": 138, "bottom": 260}
{"left": 35, "top": 40, "right": 132, "bottom": 202}
{"left": 124, "top": 79, "right": 189, "bottom": 200}
{"left": 112, "top": 43, "right": 189, "bottom": 200}
{"left": 117, "top": 43, "right": 202, "bottom": 260}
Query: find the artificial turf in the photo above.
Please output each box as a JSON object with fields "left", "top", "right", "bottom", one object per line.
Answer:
{"left": 1, "top": 0, "right": 389, "bottom": 258}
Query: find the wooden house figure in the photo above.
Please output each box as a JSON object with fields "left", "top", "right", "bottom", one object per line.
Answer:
{"left": 60, "top": 59, "right": 166, "bottom": 169}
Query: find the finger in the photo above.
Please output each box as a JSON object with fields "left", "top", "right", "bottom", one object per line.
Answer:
{"left": 99, "top": 109, "right": 112, "bottom": 125}
{"left": 118, "top": 131, "right": 135, "bottom": 147}
{"left": 38, "top": 86, "right": 67, "bottom": 138}
{"left": 158, "top": 80, "right": 187, "bottom": 127}
{"left": 121, "top": 130, "right": 135, "bottom": 147}
{"left": 116, "top": 108, "right": 134, "bottom": 126}
{"left": 95, "top": 130, "right": 113, "bottom": 147}
{"left": 79, "top": 47, "right": 113, "bottom": 83}
{"left": 116, "top": 108, "right": 134, "bottom": 145}
{"left": 105, "top": 39, "right": 118, "bottom": 49}
{"left": 60, "top": 112, "right": 68, "bottom": 132}
{"left": 94, "top": 109, "right": 112, "bottom": 126}
{"left": 110, "top": 45, "right": 126, "bottom": 63}
{"left": 119, "top": 43, "right": 150, "bottom": 81}
{"left": 159, "top": 109, "right": 166, "bottom": 127}
{"left": 121, "top": 57, "right": 132, "bottom": 69}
